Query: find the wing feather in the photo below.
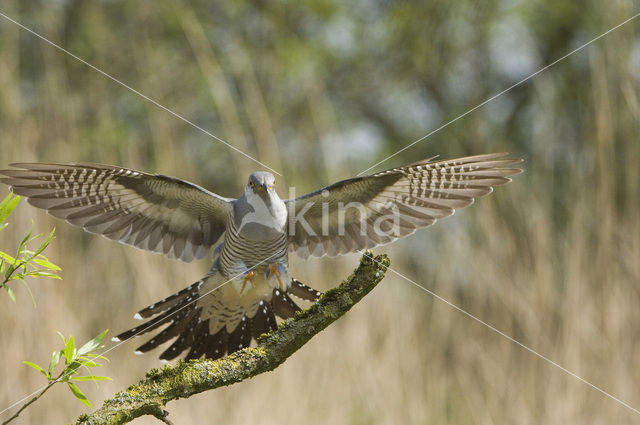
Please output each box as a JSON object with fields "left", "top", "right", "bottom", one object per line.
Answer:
{"left": 286, "top": 153, "right": 522, "bottom": 258}
{"left": 0, "top": 163, "right": 233, "bottom": 262}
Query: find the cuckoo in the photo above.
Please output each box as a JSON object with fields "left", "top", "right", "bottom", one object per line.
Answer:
{"left": 0, "top": 153, "right": 521, "bottom": 360}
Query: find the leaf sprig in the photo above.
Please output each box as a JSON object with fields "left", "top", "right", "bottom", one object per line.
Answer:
{"left": 0, "top": 193, "right": 61, "bottom": 304}
{"left": 23, "top": 330, "right": 112, "bottom": 408}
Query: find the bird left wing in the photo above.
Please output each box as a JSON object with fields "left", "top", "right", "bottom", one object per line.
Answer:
{"left": 285, "top": 153, "right": 522, "bottom": 258}
{"left": 0, "top": 163, "right": 233, "bottom": 262}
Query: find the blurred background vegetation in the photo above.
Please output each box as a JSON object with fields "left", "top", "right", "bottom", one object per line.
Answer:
{"left": 0, "top": 0, "right": 639, "bottom": 423}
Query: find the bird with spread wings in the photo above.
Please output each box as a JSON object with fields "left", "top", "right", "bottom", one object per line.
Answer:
{"left": 0, "top": 153, "right": 521, "bottom": 360}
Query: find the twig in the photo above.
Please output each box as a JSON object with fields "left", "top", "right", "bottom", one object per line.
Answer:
{"left": 76, "top": 252, "right": 390, "bottom": 425}
{"left": 2, "top": 371, "right": 64, "bottom": 425}
{"left": 1, "top": 259, "right": 25, "bottom": 286}
{"left": 150, "top": 408, "right": 173, "bottom": 425}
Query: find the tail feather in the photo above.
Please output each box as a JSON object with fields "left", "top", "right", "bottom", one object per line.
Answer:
{"left": 136, "top": 280, "right": 201, "bottom": 319}
{"left": 184, "top": 321, "right": 229, "bottom": 360}
{"left": 251, "top": 300, "right": 277, "bottom": 339}
{"left": 228, "top": 315, "right": 252, "bottom": 352}
{"left": 185, "top": 321, "right": 214, "bottom": 360}
{"left": 288, "top": 279, "right": 322, "bottom": 301}
{"left": 160, "top": 313, "right": 201, "bottom": 360}
{"left": 134, "top": 308, "right": 199, "bottom": 353}
{"left": 115, "top": 277, "right": 322, "bottom": 360}
{"left": 204, "top": 328, "right": 228, "bottom": 360}
{"left": 114, "top": 300, "right": 191, "bottom": 341}
{"left": 272, "top": 289, "right": 301, "bottom": 319}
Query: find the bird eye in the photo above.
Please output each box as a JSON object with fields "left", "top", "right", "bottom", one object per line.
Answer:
{"left": 249, "top": 181, "right": 255, "bottom": 188}
{"left": 272, "top": 180, "right": 276, "bottom": 186}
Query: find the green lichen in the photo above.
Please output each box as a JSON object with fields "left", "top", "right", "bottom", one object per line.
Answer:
{"left": 144, "top": 368, "right": 161, "bottom": 379}
{"left": 76, "top": 252, "right": 389, "bottom": 425}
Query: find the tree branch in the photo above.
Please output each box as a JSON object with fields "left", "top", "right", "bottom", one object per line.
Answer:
{"left": 76, "top": 252, "right": 390, "bottom": 425}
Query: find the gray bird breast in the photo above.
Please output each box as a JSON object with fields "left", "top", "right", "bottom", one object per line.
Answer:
{"left": 215, "top": 192, "right": 289, "bottom": 278}
{"left": 232, "top": 191, "right": 288, "bottom": 241}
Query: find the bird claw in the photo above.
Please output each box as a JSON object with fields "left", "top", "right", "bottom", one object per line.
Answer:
{"left": 267, "top": 262, "right": 284, "bottom": 289}
{"left": 240, "top": 270, "right": 256, "bottom": 294}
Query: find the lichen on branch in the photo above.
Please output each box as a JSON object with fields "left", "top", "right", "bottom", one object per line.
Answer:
{"left": 76, "top": 251, "right": 390, "bottom": 425}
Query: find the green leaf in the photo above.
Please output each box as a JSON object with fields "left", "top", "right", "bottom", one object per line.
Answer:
{"left": 33, "top": 229, "right": 56, "bottom": 257}
{"left": 19, "top": 281, "right": 36, "bottom": 308}
{"left": 0, "top": 192, "right": 13, "bottom": 209}
{"left": 33, "top": 256, "right": 61, "bottom": 271}
{"left": 25, "top": 270, "right": 61, "bottom": 279}
{"left": 77, "top": 360, "right": 101, "bottom": 368}
{"left": 0, "top": 193, "right": 20, "bottom": 223}
{"left": 0, "top": 222, "right": 7, "bottom": 231}
{"left": 4, "top": 268, "right": 14, "bottom": 281}
{"left": 5, "top": 285, "right": 16, "bottom": 303}
{"left": 67, "top": 382, "right": 91, "bottom": 408}
{"left": 71, "top": 375, "right": 112, "bottom": 381}
{"left": 77, "top": 330, "right": 108, "bottom": 356}
{"left": 23, "top": 361, "right": 47, "bottom": 376}
{"left": 0, "top": 251, "right": 16, "bottom": 264}
{"left": 64, "top": 335, "right": 75, "bottom": 364}
{"left": 48, "top": 350, "right": 61, "bottom": 376}
{"left": 9, "top": 272, "right": 24, "bottom": 281}
{"left": 16, "top": 229, "right": 33, "bottom": 256}
{"left": 84, "top": 353, "right": 109, "bottom": 362}
{"left": 63, "top": 360, "right": 83, "bottom": 380}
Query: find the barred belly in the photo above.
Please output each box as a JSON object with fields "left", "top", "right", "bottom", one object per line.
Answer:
{"left": 196, "top": 219, "right": 291, "bottom": 334}
{"left": 218, "top": 218, "right": 289, "bottom": 282}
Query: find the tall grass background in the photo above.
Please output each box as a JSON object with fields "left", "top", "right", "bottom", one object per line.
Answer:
{"left": 0, "top": 1, "right": 638, "bottom": 423}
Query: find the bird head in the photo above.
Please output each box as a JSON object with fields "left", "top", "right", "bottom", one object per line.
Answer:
{"left": 237, "top": 171, "right": 286, "bottom": 233}
{"left": 246, "top": 172, "right": 276, "bottom": 200}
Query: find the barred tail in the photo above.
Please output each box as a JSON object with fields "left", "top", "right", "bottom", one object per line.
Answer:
{"left": 113, "top": 278, "right": 323, "bottom": 360}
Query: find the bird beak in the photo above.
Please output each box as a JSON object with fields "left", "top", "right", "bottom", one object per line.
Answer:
{"left": 262, "top": 183, "right": 270, "bottom": 192}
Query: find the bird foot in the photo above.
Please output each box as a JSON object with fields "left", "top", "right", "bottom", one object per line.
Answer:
{"left": 267, "top": 262, "right": 284, "bottom": 289}
{"left": 240, "top": 270, "right": 256, "bottom": 294}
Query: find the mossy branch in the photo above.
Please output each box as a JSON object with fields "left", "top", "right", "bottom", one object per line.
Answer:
{"left": 76, "top": 252, "right": 390, "bottom": 425}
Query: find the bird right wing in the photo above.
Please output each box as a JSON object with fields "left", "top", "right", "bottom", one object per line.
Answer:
{"left": 0, "top": 163, "right": 234, "bottom": 262}
{"left": 285, "top": 153, "right": 522, "bottom": 258}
